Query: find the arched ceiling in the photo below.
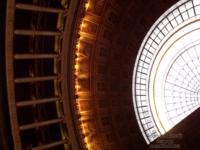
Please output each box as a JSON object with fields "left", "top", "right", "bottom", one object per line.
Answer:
{"left": 1, "top": 0, "right": 180, "bottom": 149}
{"left": 71, "top": 0, "right": 178, "bottom": 149}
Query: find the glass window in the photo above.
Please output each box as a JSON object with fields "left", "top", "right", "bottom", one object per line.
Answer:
{"left": 133, "top": 0, "right": 200, "bottom": 144}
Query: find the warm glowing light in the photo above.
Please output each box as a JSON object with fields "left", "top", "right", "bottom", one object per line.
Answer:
{"left": 74, "top": 64, "right": 80, "bottom": 70}
{"left": 85, "top": 2, "right": 89, "bottom": 10}
{"left": 79, "top": 74, "right": 88, "bottom": 79}
{"left": 76, "top": 52, "right": 80, "bottom": 57}
{"left": 76, "top": 57, "right": 81, "bottom": 62}
{"left": 81, "top": 22, "right": 86, "bottom": 28}
{"left": 76, "top": 43, "right": 80, "bottom": 49}
{"left": 74, "top": 1, "right": 93, "bottom": 149}
{"left": 75, "top": 85, "right": 81, "bottom": 90}
{"left": 84, "top": 137, "right": 91, "bottom": 145}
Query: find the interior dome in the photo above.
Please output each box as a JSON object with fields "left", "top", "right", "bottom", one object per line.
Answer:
{"left": 2, "top": 0, "right": 200, "bottom": 149}
{"left": 133, "top": 0, "right": 200, "bottom": 144}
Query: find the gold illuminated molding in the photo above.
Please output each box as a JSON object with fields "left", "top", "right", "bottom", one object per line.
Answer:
{"left": 73, "top": 0, "right": 130, "bottom": 149}
{"left": 73, "top": 1, "right": 94, "bottom": 149}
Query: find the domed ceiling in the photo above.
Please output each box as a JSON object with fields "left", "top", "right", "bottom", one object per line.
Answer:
{"left": 1, "top": 0, "right": 187, "bottom": 150}
{"left": 133, "top": 0, "right": 200, "bottom": 145}
{"left": 71, "top": 0, "right": 178, "bottom": 149}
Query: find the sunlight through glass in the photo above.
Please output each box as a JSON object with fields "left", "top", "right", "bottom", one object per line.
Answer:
{"left": 133, "top": 0, "right": 200, "bottom": 144}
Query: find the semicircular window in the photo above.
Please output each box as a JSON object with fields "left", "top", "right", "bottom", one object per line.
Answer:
{"left": 133, "top": 0, "right": 200, "bottom": 144}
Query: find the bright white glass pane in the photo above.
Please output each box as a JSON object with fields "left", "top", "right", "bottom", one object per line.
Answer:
{"left": 133, "top": 0, "right": 200, "bottom": 144}
{"left": 188, "top": 9, "right": 195, "bottom": 17}
{"left": 195, "top": 5, "right": 200, "bottom": 14}
{"left": 194, "top": 0, "right": 200, "bottom": 5}
{"left": 186, "top": 1, "right": 193, "bottom": 9}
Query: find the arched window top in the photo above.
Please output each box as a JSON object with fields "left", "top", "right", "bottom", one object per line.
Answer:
{"left": 133, "top": 0, "right": 200, "bottom": 144}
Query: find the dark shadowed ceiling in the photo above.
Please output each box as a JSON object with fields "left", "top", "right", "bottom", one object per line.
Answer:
{"left": 2, "top": 0, "right": 193, "bottom": 150}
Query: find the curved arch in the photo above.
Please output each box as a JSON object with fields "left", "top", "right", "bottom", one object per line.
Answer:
{"left": 133, "top": 0, "right": 200, "bottom": 144}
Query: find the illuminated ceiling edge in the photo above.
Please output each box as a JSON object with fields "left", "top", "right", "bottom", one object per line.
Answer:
{"left": 72, "top": 1, "right": 95, "bottom": 149}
